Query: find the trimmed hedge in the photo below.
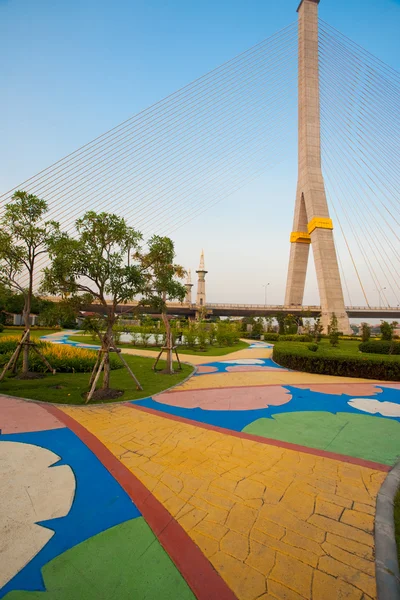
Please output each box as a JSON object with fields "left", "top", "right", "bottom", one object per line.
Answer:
{"left": 273, "top": 343, "right": 400, "bottom": 381}
{"left": 278, "top": 334, "right": 312, "bottom": 342}
{"left": 263, "top": 333, "right": 279, "bottom": 341}
{"left": 359, "top": 341, "right": 400, "bottom": 355}
{"left": 263, "top": 334, "right": 312, "bottom": 343}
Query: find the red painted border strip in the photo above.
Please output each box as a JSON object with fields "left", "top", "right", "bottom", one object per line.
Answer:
{"left": 129, "top": 404, "right": 391, "bottom": 473}
{"left": 41, "top": 404, "right": 237, "bottom": 600}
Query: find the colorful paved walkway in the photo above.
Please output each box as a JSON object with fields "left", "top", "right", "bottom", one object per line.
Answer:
{"left": 1, "top": 338, "right": 400, "bottom": 600}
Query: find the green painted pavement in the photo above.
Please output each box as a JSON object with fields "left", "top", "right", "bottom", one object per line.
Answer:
{"left": 5, "top": 518, "right": 195, "bottom": 600}
{"left": 243, "top": 411, "right": 400, "bottom": 465}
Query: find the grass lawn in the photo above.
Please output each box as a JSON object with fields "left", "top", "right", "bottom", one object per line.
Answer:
{"left": 67, "top": 334, "right": 249, "bottom": 356}
{"left": 395, "top": 488, "right": 400, "bottom": 569}
{"left": 0, "top": 327, "right": 62, "bottom": 339}
{"left": 0, "top": 355, "right": 193, "bottom": 405}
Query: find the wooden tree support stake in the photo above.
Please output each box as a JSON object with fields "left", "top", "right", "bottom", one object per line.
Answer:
{"left": 0, "top": 330, "right": 57, "bottom": 381}
{"left": 9, "top": 344, "right": 22, "bottom": 374}
{"left": 111, "top": 345, "right": 143, "bottom": 391}
{"left": 86, "top": 353, "right": 106, "bottom": 403}
{"left": 31, "top": 345, "right": 56, "bottom": 375}
{"left": 0, "top": 330, "right": 29, "bottom": 382}
{"left": 89, "top": 351, "right": 102, "bottom": 388}
{"left": 153, "top": 346, "right": 182, "bottom": 373}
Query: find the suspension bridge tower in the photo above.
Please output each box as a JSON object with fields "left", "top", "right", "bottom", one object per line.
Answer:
{"left": 285, "top": 0, "right": 351, "bottom": 334}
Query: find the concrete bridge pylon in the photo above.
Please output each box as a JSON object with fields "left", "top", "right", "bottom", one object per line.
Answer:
{"left": 285, "top": 0, "right": 351, "bottom": 334}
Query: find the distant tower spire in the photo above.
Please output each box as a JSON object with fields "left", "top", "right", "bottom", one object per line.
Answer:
{"left": 199, "top": 249, "right": 205, "bottom": 271}
{"left": 185, "top": 269, "right": 193, "bottom": 304}
{"left": 196, "top": 250, "right": 208, "bottom": 307}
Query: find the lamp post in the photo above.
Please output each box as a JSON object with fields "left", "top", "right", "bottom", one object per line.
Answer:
{"left": 263, "top": 283, "right": 270, "bottom": 307}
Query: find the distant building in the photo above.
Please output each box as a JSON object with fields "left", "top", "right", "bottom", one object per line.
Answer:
{"left": 1, "top": 312, "right": 38, "bottom": 326}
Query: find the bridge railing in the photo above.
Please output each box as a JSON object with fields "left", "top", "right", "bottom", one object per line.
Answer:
{"left": 205, "top": 304, "right": 321, "bottom": 310}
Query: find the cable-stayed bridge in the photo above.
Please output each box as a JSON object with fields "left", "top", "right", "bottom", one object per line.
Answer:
{"left": 43, "top": 296, "right": 400, "bottom": 320}
{"left": 1, "top": 0, "right": 399, "bottom": 327}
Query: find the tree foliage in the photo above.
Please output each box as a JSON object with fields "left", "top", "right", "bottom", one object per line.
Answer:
{"left": 329, "top": 313, "right": 339, "bottom": 347}
{"left": 380, "top": 321, "right": 397, "bottom": 342}
{"left": 313, "top": 316, "right": 324, "bottom": 343}
{"left": 43, "top": 211, "right": 145, "bottom": 392}
{"left": 361, "top": 322, "right": 371, "bottom": 343}
{"left": 140, "top": 235, "right": 186, "bottom": 374}
{"left": 0, "top": 191, "right": 59, "bottom": 374}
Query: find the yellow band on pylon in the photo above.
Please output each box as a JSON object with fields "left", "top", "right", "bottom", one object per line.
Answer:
{"left": 290, "top": 231, "right": 311, "bottom": 244}
{"left": 307, "top": 217, "right": 333, "bottom": 235}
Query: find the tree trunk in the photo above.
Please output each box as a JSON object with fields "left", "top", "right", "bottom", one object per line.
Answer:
{"left": 102, "top": 314, "right": 115, "bottom": 389}
{"left": 161, "top": 312, "right": 173, "bottom": 374}
{"left": 22, "top": 295, "right": 32, "bottom": 375}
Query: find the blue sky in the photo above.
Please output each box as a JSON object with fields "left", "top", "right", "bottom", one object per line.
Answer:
{"left": 1, "top": 0, "right": 399, "bottom": 308}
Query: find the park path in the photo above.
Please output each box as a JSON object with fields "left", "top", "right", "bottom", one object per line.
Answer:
{"left": 1, "top": 336, "right": 399, "bottom": 600}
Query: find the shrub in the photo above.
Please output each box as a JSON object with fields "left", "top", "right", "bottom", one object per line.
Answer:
{"left": 359, "top": 341, "right": 400, "bottom": 355}
{"left": 381, "top": 321, "right": 395, "bottom": 341}
{"left": 215, "top": 322, "right": 240, "bottom": 346}
{"left": 184, "top": 325, "right": 196, "bottom": 348}
{"left": 273, "top": 344, "right": 400, "bottom": 381}
{"left": 263, "top": 334, "right": 311, "bottom": 343}
{"left": 208, "top": 324, "right": 217, "bottom": 346}
{"left": 0, "top": 338, "right": 122, "bottom": 373}
{"left": 312, "top": 316, "right": 324, "bottom": 341}
{"left": 279, "top": 334, "right": 312, "bottom": 342}
{"left": 0, "top": 323, "right": 4, "bottom": 333}
{"left": 252, "top": 319, "right": 264, "bottom": 339}
{"left": 153, "top": 331, "right": 162, "bottom": 346}
{"left": 308, "top": 343, "right": 319, "bottom": 352}
{"left": 0, "top": 336, "right": 39, "bottom": 354}
{"left": 197, "top": 325, "right": 208, "bottom": 350}
{"left": 329, "top": 313, "right": 339, "bottom": 347}
{"left": 361, "top": 323, "right": 371, "bottom": 343}
{"left": 263, "top": 333, "right": 279, "bottom": 341}
{"left": 139, "top": 327, "right": 152, "bottom": 347}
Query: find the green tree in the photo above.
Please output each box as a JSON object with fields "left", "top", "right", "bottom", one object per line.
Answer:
{"left": 276, "top": 313, "right": 285, "bottom": 335}
{"left": 361, "top": 323, "right": 371, "bottom": 343}
{"left": 0, "top": 191, "right": 59, "bottom": 376}
{"left": 141, "top": 235, "right": 186, "bottom": 374}
{"left": 252, "top": 317, "right": 264, "bottom": 339}
{"left": 208, "top": 323, "right": 217, "bottom": 346}
{"left": 81, "top": 315, "right": 106, "bottom": 341}
{"left": 241, "top": 316, "right": 255, "bottom": 333}
{"left": 329, "top": 313, "right": 339, "bottom": 347}
{"left": 184, "top": 323, "right": 197, "bottom": 348}
{"left": 284, "top": 314, "right": 298, "bottom": 334}
{"left": 38, "top": 301, "right": 77, "bottom": 328}
{"left": 313, "top": 316, "right": 324, "bottom": 343}
{"left": 380, "top": 321, "right": 394, "bottom": 341}
{"left": 197, "top": 323, "right": 208, "bottom": 350}
{"left": 43, "top": 211, "right": 145, "bottom": 397}
{"left": 265, "top": 316, "right": 274, "bottom": 333}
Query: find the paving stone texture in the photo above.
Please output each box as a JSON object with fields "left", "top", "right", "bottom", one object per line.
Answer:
{"left": 1, "top": 336, "right": 399, "bottom": 600}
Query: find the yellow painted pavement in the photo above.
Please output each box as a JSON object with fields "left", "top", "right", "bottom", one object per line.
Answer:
{"left": 61, "top": 402, "right": 385, "bottom": 600}
{"left": 174, "top": 370, "right": 381, "bottom": 391}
